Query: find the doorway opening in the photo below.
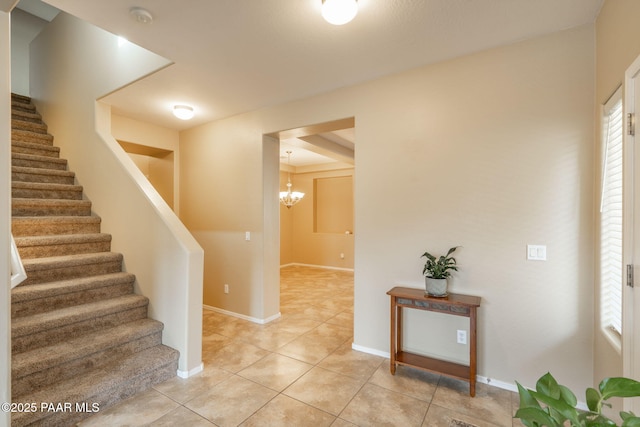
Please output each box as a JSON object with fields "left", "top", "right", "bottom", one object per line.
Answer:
{"left": 268, "top": 117, "right": 356, "bottom": 326}
{"left": 272, "top": 117, "right": 355, "bottom": 271}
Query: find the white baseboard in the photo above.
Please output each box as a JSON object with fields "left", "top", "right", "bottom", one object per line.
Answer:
{"left": 280, "top": 262, "right": 354, "bottom": 272}
{"left": 177, "top": 362, "right": 203, "bottom": 378}
{"left": 475, "top": 375, "right": 517, "bottom": 392}
{"left": 203, "top": 304, "right": 281, "bottom": 325}
{"left": 351, "top": 343, "right": 390, "bottom": 358}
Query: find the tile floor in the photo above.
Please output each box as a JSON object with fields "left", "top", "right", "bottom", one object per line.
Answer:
{"left": 79, "top": 265, "right": 524, "bottom": 427}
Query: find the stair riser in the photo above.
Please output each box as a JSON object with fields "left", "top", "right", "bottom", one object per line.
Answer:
{"left": 12, "top": 119, "right": 47, "bottom": 134}
{"left": 12, "top": 156, "right": 67, "bottom": 171}
{"left": 12, "top": 170, "right": 75, "bottom": 185}
{"left": 17, "top": 240, "right": 111, "bottom": 259}
{"left": 12, "top": 202, "right": 92, "bottom": 217}
{"left": 12, "top": 305, "right": 148, "bottom": 354}
{"left": 12, "top": 187, "right": 83, "bottom": 201}
{"left": 12, "top": 355, "right": 178, "bottom": 427}
{"left": 12, "top": 331, "right": 162, "bottom": 398}
{"left": 11, "top": 218, "right": 101, "bottom": 236}
{"left": 20, "top": 259, "right": 122, "bottom": 286}
{"left": 12, "top": 132, "right": 54, "bottom": 146}
{"left": 12, "top": 282, "right": 133, "bottom": 318}
{"left": 12, "top": 143, "right": 60, "bottom": 158}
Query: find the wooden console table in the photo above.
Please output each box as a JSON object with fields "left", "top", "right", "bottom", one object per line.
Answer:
{"left": 387, "top": 286, "right": 481, "bottom": 396}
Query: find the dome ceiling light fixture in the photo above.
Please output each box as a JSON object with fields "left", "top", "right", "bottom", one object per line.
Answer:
{"left": 173, "top": 104, "right": 195, "bottom": 120}
{"left": 129, "top": 7, "right": 153, "bottom": 24}
{"left": 321, "top": 0, "right": 358, "bottom": 25}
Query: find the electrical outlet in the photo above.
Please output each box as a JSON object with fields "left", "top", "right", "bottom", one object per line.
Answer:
{"left": 224, "top": 284, "right": 229, "bottom": 294}
{"left": 457, "top": 330, "right": 467, "bottom": 345}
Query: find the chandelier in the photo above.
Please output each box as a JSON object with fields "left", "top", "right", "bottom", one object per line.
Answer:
{"left": 279, "top": 151, "right": 305, "bottom": 208}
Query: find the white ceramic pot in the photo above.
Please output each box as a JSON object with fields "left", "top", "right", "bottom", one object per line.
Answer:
{"left": 425, "top": 277, "right": 448, "bottom": 297}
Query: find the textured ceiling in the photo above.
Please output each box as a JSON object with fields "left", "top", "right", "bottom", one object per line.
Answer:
{"left": 41, "top": 0, "right": 603, "bottom": 135}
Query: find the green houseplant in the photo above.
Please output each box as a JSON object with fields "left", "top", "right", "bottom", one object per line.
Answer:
{"left": 515, "top": 372, "right": 640, "bottom": 427}
{"left": 421, "top": 246, "right": 459, "bottom": 297}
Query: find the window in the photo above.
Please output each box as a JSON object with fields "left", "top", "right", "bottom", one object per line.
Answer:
{"left": 600, "top": 87, "right": 623, "bottom": 335}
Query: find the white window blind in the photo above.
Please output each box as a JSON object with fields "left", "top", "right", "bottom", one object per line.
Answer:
{"left": 600, "top": 88, "right": 623, "bottom": 335}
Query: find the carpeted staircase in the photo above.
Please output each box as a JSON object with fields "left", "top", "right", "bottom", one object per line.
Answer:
{"left": 10, "top": 93, "right": 179, "bottom": 426}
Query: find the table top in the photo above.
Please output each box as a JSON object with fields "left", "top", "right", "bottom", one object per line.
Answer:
{"left": 387, "top": 286, "right": 481, "bottom": 307}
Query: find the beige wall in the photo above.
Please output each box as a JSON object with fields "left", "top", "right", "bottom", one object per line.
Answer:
{"left": 180, "top": 115, "right": 280, "bottom": 321}
{"left": 10, "top": 8, "right": 47, "bottom": 97}
{"left": 181, "top": 25, "right": 595, "bottom": 391}
{"left": 280, "top": 167, "right": 355, "bottom": 269}
{"left": 353, "top": 26, "right": 594, "bottom": 392}
{"left": 111, "top": 114, "right": 179, "bottom": 210}
{"left": 594, "top": 0, "right": 640, "bottom": 393}
{"left": 1, "top": 8, "right": 12, "bottom": 424}
{"left": 29, "top": 13, "right": 204, "bottom": 375}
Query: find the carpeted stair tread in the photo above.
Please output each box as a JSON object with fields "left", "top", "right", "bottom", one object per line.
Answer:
{"left": 11, "top": 345, "right": 179, "bottom": 427}
{"left": 19, "top": 252, "right": 123, "bottom": 286}
{"left": 12, "top": 140, "right": 60, "bottom": 157}
{"left": 12, "top": 165, "right": 75, "bottom": 185}
{"left": 12, "top": 198, "right": 92, "bottom": 217}
{"left": 12, "top": 318, "right": 165, "bottom": 398}
{"left": 12, "top": 215, "right": 101, "bottom": 236}
{"left": 11, "top": 93, "right": 33, "bottom": 104}
{"left": 11, "top": 294, "right": 149, "bottom": 353}
{"left": 12, "top": 152, "right": 67, "bottom": 170}
{"left": 12, "top": 108, "right": 42, "bottom": 123}
{"left": 21, "top": 252, "right": 122, "bottom": 272}
{"left": 12, "top": 181, "right": 83, "bottom": 200}
{"left": 14, "top": 233, "right": 112, "bottom": 259}
{"left": 11, "top": 98, "right": 36, "bottom": 115}
{"left": 12, "top": 128, "right": 54, "bottom": 145}
{"left": 11, "top": 272, "right": 135, "bottom": 318}
{"left": 12, "top": 118, "right": 47, "bottom": 134}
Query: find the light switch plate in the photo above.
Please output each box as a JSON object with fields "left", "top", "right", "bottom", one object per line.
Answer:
{"left": 527, "top": 245, "right": 547, "bottom": 261}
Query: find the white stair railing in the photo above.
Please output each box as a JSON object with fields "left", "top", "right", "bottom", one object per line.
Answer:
{"left": 10, "top": 234, "right": 26, "bottom": 288}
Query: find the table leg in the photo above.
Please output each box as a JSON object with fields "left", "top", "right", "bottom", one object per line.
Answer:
{"left": 469, "top": 307, "right": 477, "bottom": 397}
{"left": 390, "top": 296, "right": 396, "bottom": 374}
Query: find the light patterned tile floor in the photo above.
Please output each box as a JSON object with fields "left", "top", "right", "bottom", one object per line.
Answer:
{"left": 79, "top": 265, "right": 519, "bottom": 427}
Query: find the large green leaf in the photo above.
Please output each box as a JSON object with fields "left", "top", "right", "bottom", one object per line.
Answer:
{"left": 559, "top": 384, "right": 578, "bottom": 406}
{"left": 582, "top": 415, "right": 619, "bottom": 427}
{"left": 536, "top": 373, "right": 562, "bottom": 400}
{"left": 586, "top": 387, "right": 602, "bottom": 412}
{"left": 530, "top": 391, "right": 580, "bottom": 425}
{"left": 622, "top": 416, "right": 640, "bottom": 427}
{"left": 599, "top": 378, "right": 640, "bottom": 399}
{"left": 515, "top": 407, "right": 559, "bottom": 427}
{"left": 517, "top": 382, "right": 542, "bottom": 409}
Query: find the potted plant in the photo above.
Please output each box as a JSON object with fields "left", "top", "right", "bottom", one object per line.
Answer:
{"left": 515, "top": 372, "right": 640, "bottom": 426}
{"left": 421, "top": 246, "right": 459, "bottom": 297}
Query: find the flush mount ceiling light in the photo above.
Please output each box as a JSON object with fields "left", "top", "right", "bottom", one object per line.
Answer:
{"left": 321, "top": 0, "right": 358, "bottom": 25}
{"left": 129, "top": 7, "right": 153, "bottom": 24}
{"left": 279, "top": 151, "right": 305, "bottom": 208}
{"left": 173, "top": 105, "right": 194, "bottom": 120}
